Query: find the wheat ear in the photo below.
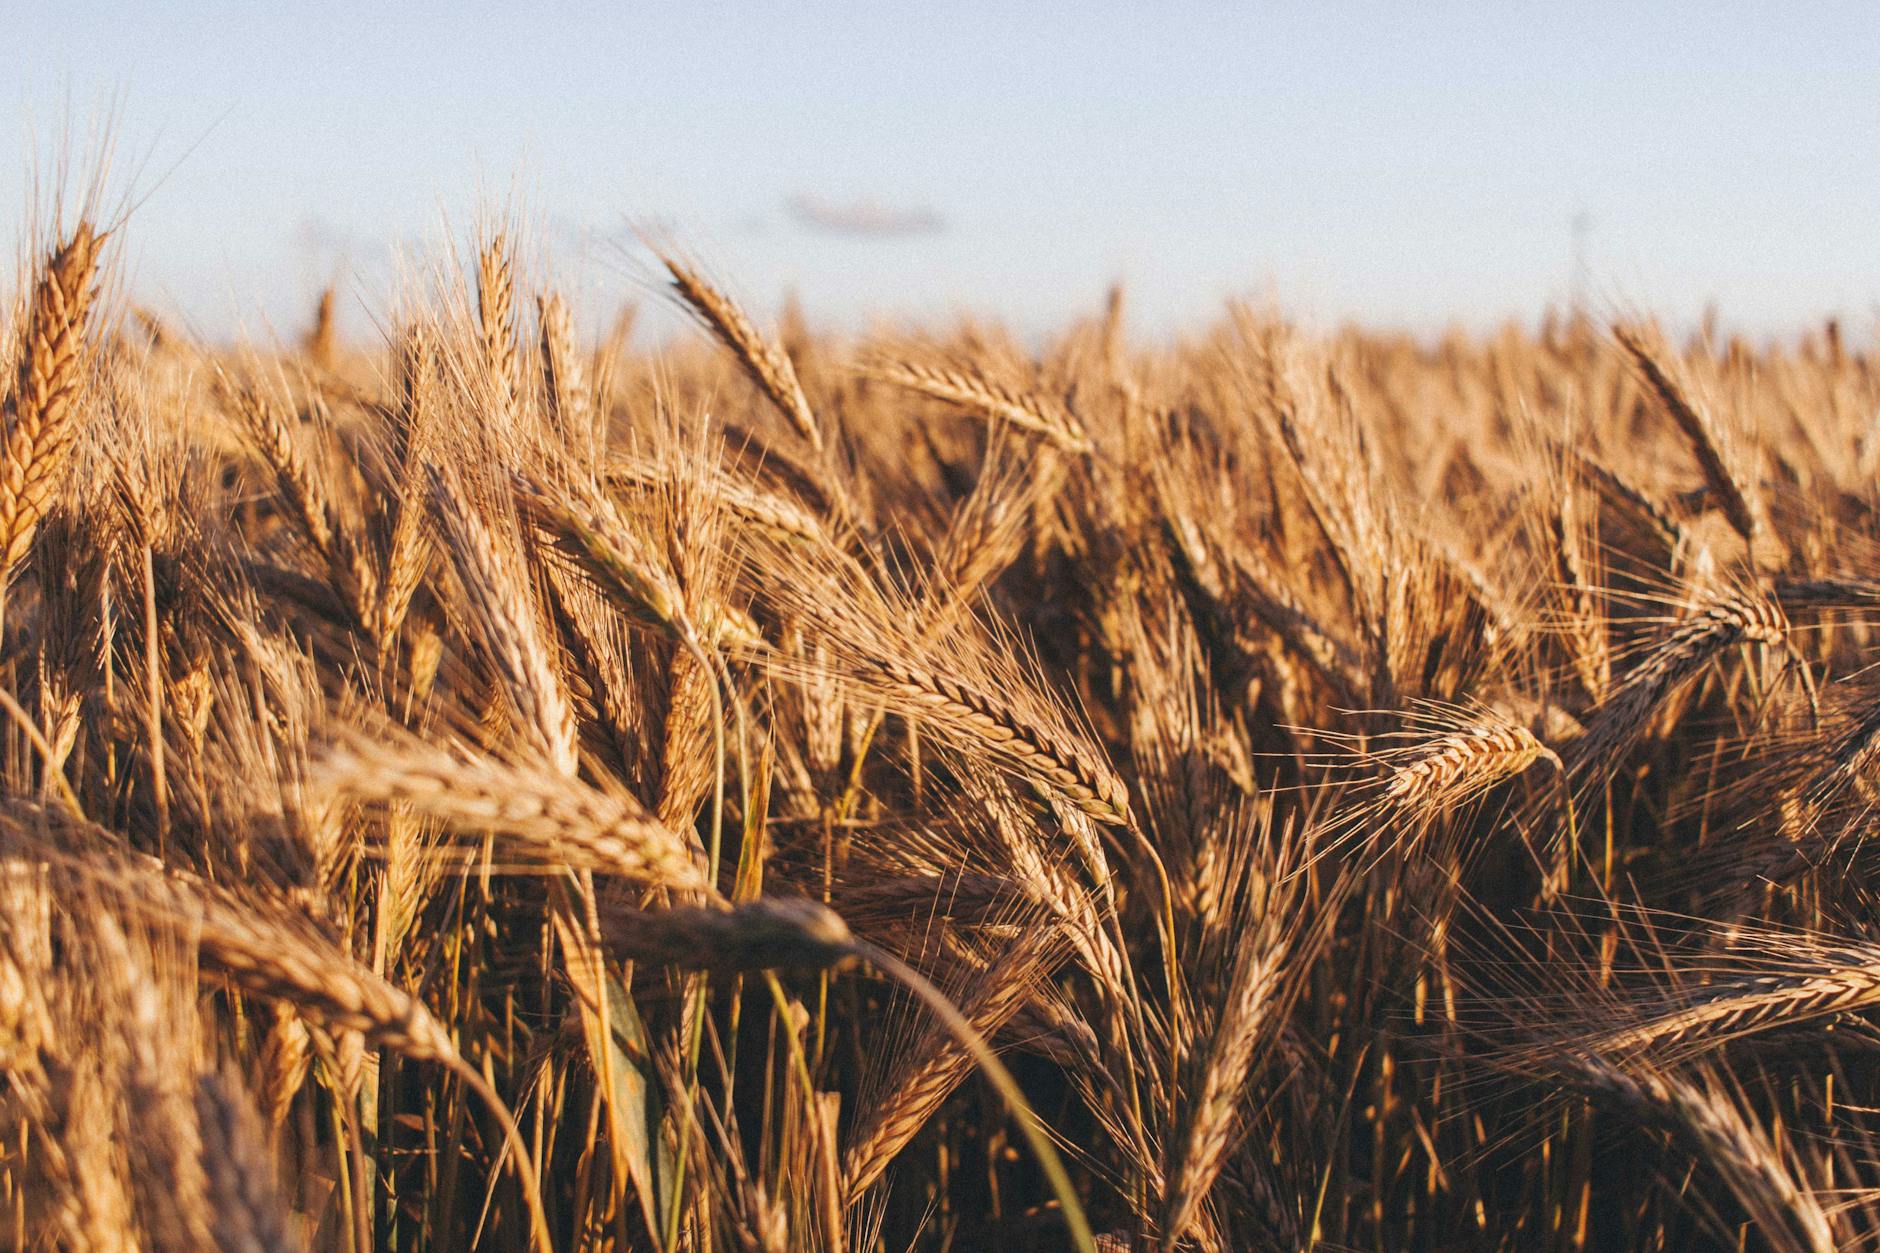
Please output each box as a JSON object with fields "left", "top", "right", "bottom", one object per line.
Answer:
{"left": 864, "top": 356, "right": 1092, "bottom": 454}
{"left": 1381, "top": 721, "right": 1561, "bottom": 810}
{"left": 0, "top": 222, "right": 102, "bottom": 585}
{"left": 660, "top": 251, "right": 823, "bottom": 451}
{"left": 599, "top": 896, "right": 855, "bottom": 972}
{"left": 1616, "top": 326, "right": 1761, "bottom": 545}
{"left": 477, "top": 234, "right": 519, "bottom": 405}
{"left": 316, "top": 736, "right": 713, "bottom": 893}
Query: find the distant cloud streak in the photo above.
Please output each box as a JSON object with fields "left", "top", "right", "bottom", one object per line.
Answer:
{"left": 787, "top": 194, "right": 945, "bottom": 239}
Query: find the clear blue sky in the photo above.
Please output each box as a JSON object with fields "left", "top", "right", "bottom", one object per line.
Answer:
{"left": 7, "top": 2, "right": 1880, "bottom": 342}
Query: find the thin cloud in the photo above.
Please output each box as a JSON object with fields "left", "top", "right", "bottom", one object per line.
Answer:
{"left": 787, "top": 194, "right": 945, "bottom": 239}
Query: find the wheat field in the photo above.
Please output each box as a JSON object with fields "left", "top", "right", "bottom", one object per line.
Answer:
{"left": 3, "top": 204, "right": 1880, "bottom": 1252}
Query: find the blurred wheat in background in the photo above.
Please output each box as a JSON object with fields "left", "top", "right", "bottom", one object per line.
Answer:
{"left": 8, "top": 189, "right": 1880, "bottom": 1251}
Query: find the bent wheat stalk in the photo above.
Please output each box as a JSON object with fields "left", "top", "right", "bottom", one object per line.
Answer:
{"left": 863, "top": 356, "right": 1092, "bottom": 455}
{"left": 846, "top": 937, "right": 1096, "bottom": 1253}
{"left": 659, "top": 250, "right": 823, "bottom": 451}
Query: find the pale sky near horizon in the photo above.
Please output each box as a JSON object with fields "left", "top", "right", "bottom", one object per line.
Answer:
{"left": 6, "top": 2, "right": 1880, "bottom": 344}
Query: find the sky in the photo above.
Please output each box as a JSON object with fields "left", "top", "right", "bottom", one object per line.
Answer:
{"left": 6, "top": 2, "right": 1880, "bottom": 344}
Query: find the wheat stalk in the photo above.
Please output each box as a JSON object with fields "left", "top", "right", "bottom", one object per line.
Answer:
{"left": 15, "top": 834, "right": 556, "bottom": 1250}
{"left": 1572, "top": 588, "right": 1789, "bottom": 777}
{"left": 660, "top": 250, "right": 823, "bottom": 451}
{"left": 426, "top": 465, "right": 581, "bottom": 774}
{"left": 599, "top": 896, "right": 855, "bottom": 972}
{"left": 1616, "top": 326, "right": 1762, "bottom": 546}
{"left": 1538, "top": 1054, "right": 1833, "bottom": 1253}
{"left": 864, "top": 356, "right": 1092, "bottom": 454}
{"left": 1587, "top": 938, "right": 1880, "bottom": 1058}
{"left": 1381, "top": 720, "right": 1561, "bottom": 809}
{"left": 194, "top": 1069, "right": 302, "bottom": 1252}
{"left": 853, "top": 649, "right": 1130, "bottom": 825}
{"left": 316, "top": 736, "right": 713, "bottom": 893}
{"left": 842, "top": 927, "right": 1055, "bottom": 1199}
{"left": 0, "top": 222, "right": 101, "bottom": 586}
{"left": 477, "top": 234, "right": 519, "bottom": 405}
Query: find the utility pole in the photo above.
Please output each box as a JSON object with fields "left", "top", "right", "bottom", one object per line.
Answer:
{"left": 1569, "top": 210, "right": 1592, "bottom": 316}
